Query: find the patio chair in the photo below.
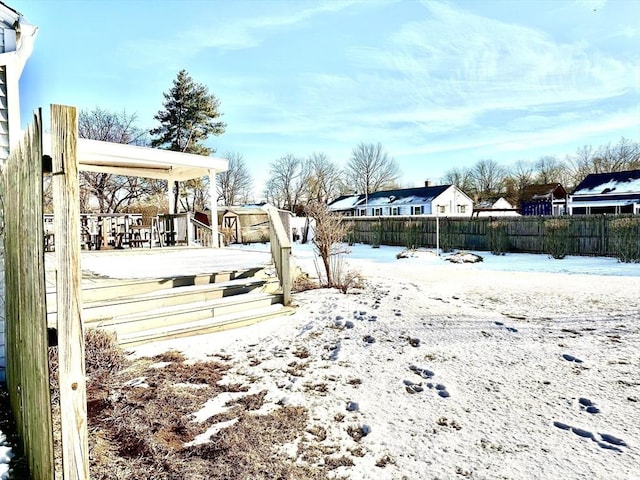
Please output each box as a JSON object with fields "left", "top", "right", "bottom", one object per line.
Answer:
{"left": 129, "top": 206, "right": 163, "bottom": 248}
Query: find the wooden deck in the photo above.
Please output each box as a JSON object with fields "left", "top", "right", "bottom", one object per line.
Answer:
{"left": 44, "top": 246, "right": 293, "bottom": 345}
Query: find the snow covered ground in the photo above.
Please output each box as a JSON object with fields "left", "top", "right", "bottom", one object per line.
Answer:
{"left": 129, "top": 243, "right": 639, "bottom": 480}
{"left": 2, "top": 243, "right": 639, "bottom": 479}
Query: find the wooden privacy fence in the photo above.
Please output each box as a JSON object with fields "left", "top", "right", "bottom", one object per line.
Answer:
{"left": 2, "top": 105, "right": 89, "bottom": 480}
{"left": 3, "top": 111, "right": 55, "bottom": 479}
{"left": 342, "top": 215, "right": 640, "bottom": 257}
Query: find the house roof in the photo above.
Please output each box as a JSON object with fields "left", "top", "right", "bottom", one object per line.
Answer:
{"left": 475, "top": 197, "right": 516, "bottom": 210}
{"left": 0, "top": 2, "right": 20, "bottom": 25}
{"left": 572, "top": 170, "right": 640, "bottom": 196}
{"left": 222, "top": 207, "right": 268, "bottom": 216}
{"left": 43, "top": 135, "right": 228, "bottom": 181}
{"left": 329, "top": 185, "right": 452, "bottom": 210}
{"left": 521, "top": 183, "right": 566, "bottom": 201}
{"left": 328, "top": 194, "right": 363, "bottom": 211}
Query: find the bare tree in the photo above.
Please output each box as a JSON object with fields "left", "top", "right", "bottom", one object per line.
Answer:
{"left": 504, "top": 160, "right": 535, "bottom": 205}
{"left": 217, "top": 152, "right": 253, "bottom": 206}
{"left": 565, "top": 144, "right": 596, "bottom": 189}
{"left": 345, "top": 142, "right": 400, "bottom": 194}
{"left": 77, "top": 107, "right": 164, "bottom": 213}
{"left": 594, "top": 137, "right": 640, "bottom": 173}
{"left": 304, "top": 153, "right": 345, "bottom": 204}
{"left": 264, "top": 154, "right": 308, "bottom": 212}
{"left": 441, "top": 167, "right": 474, "bottom": 195}
{"left": 565, "top": 139, "right": 639, "bottom": 189}
{"left": 471, "top": 159, "right": 507, "bottom": 199}
{"left": 534, "top": 155, "right": 566, "bottom": 185}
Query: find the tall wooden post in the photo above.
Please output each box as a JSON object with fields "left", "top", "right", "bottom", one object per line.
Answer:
{"left": 51, "top": 104, "right": 89, "bottom": 479}
{"left": 209, "top": 169, "right": 219, "bottom": 248}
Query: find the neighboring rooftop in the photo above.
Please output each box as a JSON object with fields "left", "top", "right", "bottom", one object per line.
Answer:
{"left": 329, "top": 185, "right": 452, "bottom": 210}
{"left": 572, "top": 170, "right": 640, "bottom": 195}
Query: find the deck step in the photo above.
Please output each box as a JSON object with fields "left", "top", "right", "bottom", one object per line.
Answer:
{"left": 47, "top": 264, "right": 291, "bottom": 346}
{"left": 86, "top": 292, "right": 285, "bottom": 336}
{"left": 116, "top": 304, "right": 295, "bottom": 346}
{"left": 46, "top": 267, "right": 270, "bottom": 311}
{"left": 46, "top": 277, "right": 280, "bottom": 326}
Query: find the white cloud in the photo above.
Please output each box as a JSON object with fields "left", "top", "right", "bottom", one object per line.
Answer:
{"left": 123, "top": 0, "right": 359, "bottom": 68}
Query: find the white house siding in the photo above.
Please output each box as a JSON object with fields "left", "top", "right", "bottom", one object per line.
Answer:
{"left": 0, "top": 25, "right": 8, "bottom": 382}
{"left": 432, "top": 187, "right": 474, "bottom": 217}
{"left": 0, "top": 7, "right": 37, "bottom": 381}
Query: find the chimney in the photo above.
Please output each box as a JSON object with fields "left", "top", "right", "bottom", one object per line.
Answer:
{"left": 425, "top": 179, "right": 432, "bottom": 187}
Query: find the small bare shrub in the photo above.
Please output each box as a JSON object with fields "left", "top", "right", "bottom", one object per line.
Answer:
{"left": 293, "top": 272, "right": 318, "bottom": 292}
{"left": 371, "top": 220, "right": 383, "bottom": 248}
{"left": 306, "top": 201, "right": 360, "bottom": 291}
{"left": 487, "top": 221, "right": 509, "bottom": 255}
{"left": 219, "top": 227, "right": 235, "bottom": 246}
{"left": 404, "top": 221, "right": 421, "bottom": 250}
{"left": 610, "top": 217, "right": 640, "bottom": 263}
{"left": 543, "top": 218, "right": 572, "bottom": 259}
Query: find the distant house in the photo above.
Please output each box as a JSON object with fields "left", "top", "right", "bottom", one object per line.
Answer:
{"left": 328, "top": 184, "right": 473, "bottom": 217}
{"left": 473, "top": 197, "right": 520, "bottom": 217}
{"left": 520, "top": 183, "right": 567, "bottom": 216}
{"left": 568, "top": 169, "right": 640, "bottom": 215}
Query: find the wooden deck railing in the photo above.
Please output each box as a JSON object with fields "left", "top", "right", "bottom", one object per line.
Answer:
{"left": 267, "top": 208, "right": 292, "bottom": 306}
{"left": 191, "top": 216, "right": 213, "bottom": 247}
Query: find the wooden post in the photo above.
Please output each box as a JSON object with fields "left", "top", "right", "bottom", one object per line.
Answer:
{"left": 51, "top": 104, "right": 90, "bottom": 480}
{"left": 209, "top": 169, "right": 219, "bottom": 248}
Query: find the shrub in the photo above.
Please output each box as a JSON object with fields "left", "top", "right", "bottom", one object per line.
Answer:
{"left": 404, "top": 221, "right": 420, "bottom": 250}
{"left": 610, "top": 217, "right": 640, "bottom": 263}
{"left": 543, "top": 218, "right": 572, "bottom": 259}
{"left": 371, "top": 220, "right": 383, "bottom": 248}
{"left": 487, "top": 221, "right": 510, "bottom": 255}
{"left": 305, "top": 201, "right": 352, "bottom": 289}
{"left": 438, "top": 218, "right": 454, "bottom": 253}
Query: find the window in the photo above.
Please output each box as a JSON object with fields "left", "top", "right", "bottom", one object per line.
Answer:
{"left": 411, "top": 205, "right": 423, "bottom": 215}
{"left": 373, "top": 207, "right": 383, "bottom": 216}
{"left": 358, "top": 208, "right": 367, "bottom": 216}
{"left": 438, "top": 205, "right": 445, "bottom": 214}
{"left": 457, "top": 205, "right": 466, "bottom": 214}
{"left": 391, "top": 207, "right": 399, "bottom": 216}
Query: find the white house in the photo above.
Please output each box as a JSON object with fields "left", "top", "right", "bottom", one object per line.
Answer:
{"left": 0, "top": 1, "right": 37, "bottom": 382}
{"left": 568, "top": 169, "right": 640, "bottom": 215}
{"left": 328, "top": 184, "right": 474, "bottom": 217}
{"left": 0, "top": 2, "right": 37, "bottom": 160}
{"left": 473, "top": 197, "right": 520, "bottom": 217}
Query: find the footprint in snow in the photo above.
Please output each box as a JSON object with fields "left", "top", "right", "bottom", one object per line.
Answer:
{"left": 403, "top": 379, "right": 424, "bottom": 394}
{"left": 494, "top": 321, "right": 518, "bottom": 333}
{"left": 562, "top": 354, "right": 584, "bottom": 364}
{"left": 426, "top": 382, "right": 451, "bottom": 398}
{"left": 409, "top": 364, "right": 434, "bottom": 379}
{"left": 553, "top": 421, "right": 627, "bottom": 452}
{"left": 578, "top": 397, "right": 600, "bottom": 414}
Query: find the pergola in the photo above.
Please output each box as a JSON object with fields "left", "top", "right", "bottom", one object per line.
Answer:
{"left": 44, "top": 134, "right": 229, "bottom": 247}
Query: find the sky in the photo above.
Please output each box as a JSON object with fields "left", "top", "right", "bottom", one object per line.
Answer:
{"left": 11, "top": 0, "right": 640, "bottom": 198}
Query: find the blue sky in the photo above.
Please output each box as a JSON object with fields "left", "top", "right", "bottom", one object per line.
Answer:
{"left": 12, "top": 0, "right": 640, "bottom": 196}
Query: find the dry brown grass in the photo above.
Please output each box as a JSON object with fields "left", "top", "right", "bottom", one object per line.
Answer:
{"left": 48, "top": 328, "right": 333, "bottom": 480}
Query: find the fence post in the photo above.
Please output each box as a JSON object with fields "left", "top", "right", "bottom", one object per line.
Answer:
{"left": 51, "top": 104, "right": 90, "bottom": 480}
